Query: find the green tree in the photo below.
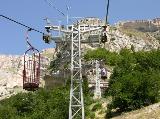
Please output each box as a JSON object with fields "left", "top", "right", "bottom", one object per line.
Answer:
{"left": 106, "top": 49, "right": 160, "bottom": 117}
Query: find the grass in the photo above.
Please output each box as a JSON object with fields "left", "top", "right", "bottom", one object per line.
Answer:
{"left": 111, "top": 102, "right": 160, "bottom": 119}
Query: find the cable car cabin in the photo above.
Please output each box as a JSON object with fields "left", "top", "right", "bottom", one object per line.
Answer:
{"left": 101, "top": 68, "right": 107, "bottom": 79}
{"left": 101, "top": 32, "right": 108, "bottom": 44}
{"left": 23, "top": 48, "right": 40, "bottom": 91}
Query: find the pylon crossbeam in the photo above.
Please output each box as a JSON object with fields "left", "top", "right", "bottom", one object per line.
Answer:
{"left": 73, "top": 42, "right": 78, "bottom": 48}
{"left": 72, "top": 95, "right": 81, "bottom": 104}
{"left": 73, "top": 84, "right": 80, "bottom": 92}
{"left": 73, "top": 61, "right": 79, "bottom": 67}
{"left": 72, "top": 108, "right": 82, "bottom": 118}
{"left": 73, "top": 52, "right": 78, "bottom": 57}
{"left": 73, "top": 71, "right": 80, "bottom": 78}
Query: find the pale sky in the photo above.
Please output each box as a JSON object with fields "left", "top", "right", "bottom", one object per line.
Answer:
{"left": 0, "top": 0, "right": 160, "bottom": 54}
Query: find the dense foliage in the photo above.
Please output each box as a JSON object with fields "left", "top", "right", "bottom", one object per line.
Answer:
{"left": 91, "top": 102, "right": 102, "bottom": 111}
{"left": 0, "top": 87, "right": 69, "bottom": 119}
{"left": 0, "top": 77, "right": 93, "bottom": 119}
{"left": 84, "top": 48, "right": 160, "bottom": 117}
{"left": 107, "top": 49, "right": 160, "bottom": 117}
{"left": 2, "top": 48, "right": 160, "bottom": 118}
{"left": 84, "top": 48, "right": 120, "bottom": 66}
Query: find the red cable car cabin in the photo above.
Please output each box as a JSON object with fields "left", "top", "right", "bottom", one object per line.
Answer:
{"left": 23, "top": 47, "right": 40, "bottom": 91}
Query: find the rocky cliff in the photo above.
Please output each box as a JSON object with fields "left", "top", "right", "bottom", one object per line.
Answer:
{"left": 0, "top": 48, "right": 55, "bottom": 100}
{"left": 105, "top": 26, "right": 159, "bottom": 52}
{"left": 78, "top": 17, "right": 160, "bottom": 52}
{"left": 0, "top": 55, "right": 23, "bottom": 99}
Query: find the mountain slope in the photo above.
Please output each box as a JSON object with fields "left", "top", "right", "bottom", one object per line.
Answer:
{"left": 112, "top": 102, "right": 160, "bottom": 119}
{"left": 0, "top": 48, "right": 55, "bottom": 100}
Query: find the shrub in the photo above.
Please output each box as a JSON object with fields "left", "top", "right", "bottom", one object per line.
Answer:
{"left": 0, "top": 77, "right": 91, "bottom": 119}
{"left": 92, "top": 102, "right": 102, "bottom": 111}
{"left": 0, "top": 87, "right": 69, "bottom": 119}
{"left": 90, "top": 112, "right": 95, "bottom": 119}
{"left": 156, "top": 36, "right": 160, "bottom": 41}
{"left": 107, "top": 49, "right": 160, "bottom": 115}
{"left": 84, "top": 48, "right": 120, "bottom": 66}
{"left": 110, "top": 37, "right": 116, "bottom": 41}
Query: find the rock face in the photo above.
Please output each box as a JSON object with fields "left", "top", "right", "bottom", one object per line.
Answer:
{"left": 0, "top": 55, "right": 23, "bottom": 99}
{"left": 77, "top": 17, "right": 160, "bottom": 52}
{"left": 0, "top": 48, "right": 54, "bottom": 100}
{"left": 105, "top": 28, "right": 159, "bottom": 52}
{"left": 116, "top": 18, "right": 160, "bottom": 32}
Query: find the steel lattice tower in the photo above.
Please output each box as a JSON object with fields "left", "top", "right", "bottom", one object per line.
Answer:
{"left": 94, "top": 60, "right": 101, "bottom": 99}
{"left": 69, "top": 25, "right": 84, "bottom": 119}
{"left": 44, "top": 23, "right": 102, "bottom": 119}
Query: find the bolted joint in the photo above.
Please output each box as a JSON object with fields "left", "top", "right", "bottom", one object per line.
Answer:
{"left": 45, "top": 26, "right": 52, "bottom": 32}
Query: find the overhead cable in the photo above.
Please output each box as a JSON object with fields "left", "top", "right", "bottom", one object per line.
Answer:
{"left": 0, "top": 14, "right": 45, "bottom": 34}
{"left": 105, "top": 0, "right": 110, "bottom": 25}
{"left": 43, "top": 0, "right": 65, "bottom": 16}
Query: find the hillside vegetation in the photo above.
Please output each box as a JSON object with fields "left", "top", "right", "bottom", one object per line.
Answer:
{"left": 1, "top": 46, "right": 160, "bottom": 119}
{"left": 0, "top": 87, "right": 69, "bottom": 119}
{"left": 84, "top": 48, "right": 160, "bottom": 118}
{"left": 0, "top": 77, "right": 94, "bottom": 119}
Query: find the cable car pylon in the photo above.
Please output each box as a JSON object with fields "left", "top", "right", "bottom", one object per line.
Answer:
{"left": 94, "top": 60, "right": 101, "bottom": 99}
